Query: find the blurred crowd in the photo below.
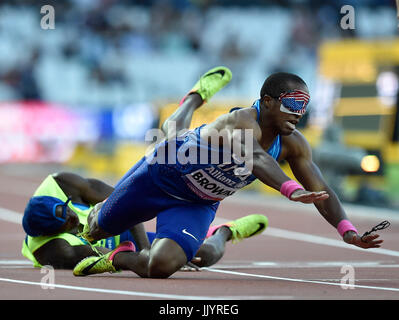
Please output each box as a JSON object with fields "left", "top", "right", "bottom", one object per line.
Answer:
{"left": 0, "top": 0, "right": 396, "bottom": 105}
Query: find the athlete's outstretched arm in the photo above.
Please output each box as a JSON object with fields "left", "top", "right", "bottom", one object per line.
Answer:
{"left": 53, "top": 172, "right": 113, "bottom": 205}
{"left": 251, "top": 137, "right": 298, "bottom": 190}
{"left": 215, "top": 109, "right": 329, "bottom": 204}
{"left": 283, "top": 132, "right": 383, "bottom": 249}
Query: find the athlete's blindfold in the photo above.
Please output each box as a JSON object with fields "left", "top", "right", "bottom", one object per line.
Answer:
{"left": 278, "top": 90, "right": 310, "bottom": 115}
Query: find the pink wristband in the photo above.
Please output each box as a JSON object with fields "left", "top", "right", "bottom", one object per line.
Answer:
{"left": 337, "top": 220, "right": 358, "bottom": 237}
{"left": 280, "top": 180, "right": 304, "bottom": 199}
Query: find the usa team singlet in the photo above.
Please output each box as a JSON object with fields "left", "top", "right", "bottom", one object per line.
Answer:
{"left": 148, "top": 100, "right": 281, "bottom": 203}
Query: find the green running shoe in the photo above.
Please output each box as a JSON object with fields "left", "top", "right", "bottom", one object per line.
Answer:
{"left": 189, "top": 66, "right": 232, "bottom": 102}
{"left": 206, "top": 214, "right": 268, "bottom": 243}
{"left": 73, "top": 241, "right": 135, "bottom": 276}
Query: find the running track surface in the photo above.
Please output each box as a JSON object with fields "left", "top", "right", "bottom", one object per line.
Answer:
{"left": 1, "top": 164, "right": 399, "bottom": 301}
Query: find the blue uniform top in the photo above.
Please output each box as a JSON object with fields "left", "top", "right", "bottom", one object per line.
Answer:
{"left": 148, "top": 101, "right": 281, "bottom": 203}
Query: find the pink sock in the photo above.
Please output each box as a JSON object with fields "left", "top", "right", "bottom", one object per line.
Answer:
{"left": 108, "top": 241, "right": 135, "bottom": 261}
{"left": 206, "top": 224, "right": 231, "bottom": 238}
{"left": 179, "top": 91, "right": 204, "bottom": 107}
{"left": 179, "top": 95, "right": 188, "bottom": 106}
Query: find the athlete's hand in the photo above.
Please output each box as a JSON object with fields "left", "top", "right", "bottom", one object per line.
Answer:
{"left": 179, "top": 257, "right": 202, "bottom": 272}
{"left": 290, "top": 189, "right": 329, "bottom": 203}
{"left": 343, "top": 231, "right": 383, "bottom": 249}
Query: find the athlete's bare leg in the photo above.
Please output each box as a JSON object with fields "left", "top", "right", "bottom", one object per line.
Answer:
{"left": 112, "top": 238, "right": 188, "bottom": 278}
{"left": 34, "top": 239, "right": 110, "bottom": 269}
{"left": 193, "top": 226, "right": 232, "bottom": 267}
{"left": 111, "top": 226, "right": 233, "bottom": 276}
{"left": 161, "top": 92, "right": 203, "bottom": 137}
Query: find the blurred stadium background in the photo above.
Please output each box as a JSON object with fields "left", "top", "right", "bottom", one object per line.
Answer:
{"left": 0, "top": 0, "right": 398, "bottom": 210}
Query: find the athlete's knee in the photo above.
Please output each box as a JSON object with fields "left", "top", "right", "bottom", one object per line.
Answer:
{"left": 147, "top": 252, "right": 183, "bottom": 278}
{"left": 147, "top": 239, "right": 187, "bottom": 278}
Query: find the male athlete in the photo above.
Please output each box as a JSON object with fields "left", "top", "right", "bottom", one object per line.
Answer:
{"left": 21, "top": 66, "right": 267, "bottom": 270}
{"left": 74, "top": 66, "right": 383, "bottom": 279}
{"left": 21, "top": 171, "right": 155, "bottom": 269}
{"left": 22, "top": 172, "right": 265, "bottom": 269}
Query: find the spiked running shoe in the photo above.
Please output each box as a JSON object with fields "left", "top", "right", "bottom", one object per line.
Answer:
{"left": 206, "top": 214, "right": 268, "bottom": 243}
{"left": 180, "top": 66, "right": 232, "bottom": 105}
{"left": 73, "top": 241, "right": 135, "bottom": 276}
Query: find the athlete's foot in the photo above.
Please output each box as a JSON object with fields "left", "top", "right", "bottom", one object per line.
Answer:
{"left": 206, "top": 214, "right": 268, "bottom": 243}
{"left": 161, "top": 66, "right": 232, "bottom": 137}
{"left": 180, "top": 66, "right": 232, "bottom": 106}
{"left": 73, "top": 241, "right": 135, "bottom": 276}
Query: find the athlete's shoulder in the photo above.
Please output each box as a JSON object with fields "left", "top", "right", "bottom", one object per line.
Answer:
{"left": 203, "top": 107, "right": 260, "bottom": 140}
{"left": 229, "top": 106, "right": 242, "bottom": 113}
{"left": 226, "top": 106, "right": 258, "bottom": 128}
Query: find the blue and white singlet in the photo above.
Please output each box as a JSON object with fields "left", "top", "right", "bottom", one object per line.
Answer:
{"left": 148, "top": 101, "right": 281, "bottom": 203}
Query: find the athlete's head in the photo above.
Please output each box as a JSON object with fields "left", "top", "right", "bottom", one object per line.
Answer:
{"left": 259, "top": 72, "right": 310, "bottom": 135}
{"left": 22, "top": 196, "right": 80, "bottom": 236}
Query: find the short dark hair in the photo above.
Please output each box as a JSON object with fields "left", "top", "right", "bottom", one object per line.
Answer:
{"left": 260, "top": 72, "right": 307, "bottom": 99}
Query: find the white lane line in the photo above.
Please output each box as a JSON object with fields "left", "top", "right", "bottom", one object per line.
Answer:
{"left": 203, "top": 268, "right": 399, "bottom": 293}
{"left": 0, "top": 207, "right": 22, "bottom": 224}
{"left": 0, "top": 260, "right": 31, "bottom": 265}
{"left": 224, "top": 194, "right": 399, "bottom": 222}
{"left": 307, "top": 279, "right": 399, "bottom": 282}
{"left": 0, "top": 277, "right": 256, "bottom": 300}
{"left": 265, "top": 227, "right": 399, "bottom": 257}
{"left": 212, "top": 260, "right": 399, "bottom": 269}
{"left": 3, "top": 208, "right": 399, "bottom": 258}
{"left": 2, "top": 259, "right": 399, "bottom": 270}
{"left": 212, "top": 217, "right": 399, "bottom": 258}
{"left": 0, "top": 266, "right": 32, "bottom": 269}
